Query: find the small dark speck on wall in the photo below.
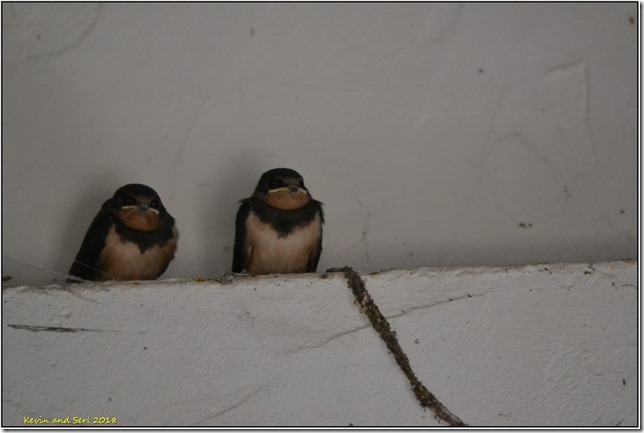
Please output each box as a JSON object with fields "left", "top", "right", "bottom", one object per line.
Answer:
{"left": 519, "top": 222, "right": 533, "bottom": 229}
{"left": 478, "top": 68, "right": 484, "bottom": 74}
{"left": 629, "top": 16, "right": 635, "bottom": 25}
{"left": 250, "top": 27, "right": 255, "bottom": 36}
{"left": 620, "top": 209, "right": 625, "bottom": 214}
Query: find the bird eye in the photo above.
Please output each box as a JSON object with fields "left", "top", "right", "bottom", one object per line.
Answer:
{"left": 149, "top": 199, "right": 160, "bottom": 209}
{"left": 268, "top": 178, "right": 284, "bottom": 189}
{"left": 297, "top": 179, "right": 304, "bottom": 188}
{"left": 121, "top": 195, "right": 136, "bottom": 206}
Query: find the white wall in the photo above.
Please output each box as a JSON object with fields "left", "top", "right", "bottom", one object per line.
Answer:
{"left": 2, "top": 261, "right": 637, "bottom": 427}
{"left": 2, "top": 3, "right": 638, "bottom": 286}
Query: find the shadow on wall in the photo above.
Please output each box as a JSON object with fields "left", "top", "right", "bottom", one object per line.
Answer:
{"left": 330, "top": 227, "right": 638, "bottom": 273}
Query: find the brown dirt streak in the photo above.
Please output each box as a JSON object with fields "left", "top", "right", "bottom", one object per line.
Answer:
{"left": 327, "top": 266, "right": 467, "bottom": 427}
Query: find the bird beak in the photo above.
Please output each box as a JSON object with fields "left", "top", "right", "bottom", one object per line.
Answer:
{"left": 128, "top": 203, "right": 159, "bottom": 214}
{"left": 139, "top": 203, "right": 159, "bottom": 215}
{"left": 268, "top": 186, "right": 306, "bottom": 195}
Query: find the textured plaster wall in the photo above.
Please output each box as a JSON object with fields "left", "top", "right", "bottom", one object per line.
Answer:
{"left": 2, "top": 261, "right": 638, "bottom": 427}
{"left": 1, "top": 3, "right": 638, "bottom": 286}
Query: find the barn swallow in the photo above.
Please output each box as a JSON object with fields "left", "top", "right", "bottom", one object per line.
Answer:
{"left": 68, "top": 184, "right": 178, "bottom": 282}
{"left": 233, "top": 168, "right": 324, "bottom": 275}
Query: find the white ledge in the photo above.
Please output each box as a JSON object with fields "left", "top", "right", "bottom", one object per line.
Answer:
{"left": 2, "top": 261, "right": 637, "bottom": 427}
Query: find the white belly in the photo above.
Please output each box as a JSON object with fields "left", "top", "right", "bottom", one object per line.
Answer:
{"left": 99, "top": 225, "right": 178, "bottom": 280}
{"left": 245, "top": 212, "right": 321, "bottom": 274}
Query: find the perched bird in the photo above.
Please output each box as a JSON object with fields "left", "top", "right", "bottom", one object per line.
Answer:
{"left": 233, "top": 168, "right": 324, "bottom": 275}
{"left": 68, "top": 184, "right": 178, "bottom": 282}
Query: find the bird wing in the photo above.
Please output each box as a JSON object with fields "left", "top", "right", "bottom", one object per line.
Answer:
{"left": 307, "top": 232, "right": 323, "bottom": 272}
{"left": 307, "top": 203, "right": 324, "bottom": 272}
{"left": 68, "top": 199, "right": 114, "bottom": 282}
{"left": 232, "top": 200, "right": 252, "bottom": 273}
